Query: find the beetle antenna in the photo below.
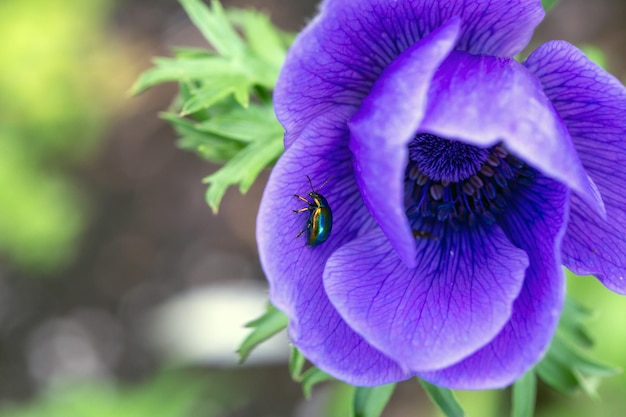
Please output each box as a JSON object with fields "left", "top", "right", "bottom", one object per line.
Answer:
{"left": 317, "top": 175, "right": 334, "bottom": 192}
{"left": 306, "top": 175, "right": 315, "bottom": 192}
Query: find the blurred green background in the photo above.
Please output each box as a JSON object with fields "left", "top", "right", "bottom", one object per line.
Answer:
{"left": 0, "top": 0, "right": 626, "bottom": 416}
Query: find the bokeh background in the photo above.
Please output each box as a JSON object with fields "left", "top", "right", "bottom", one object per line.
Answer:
{"left": 1, "top": 0, "right": 626, "bottom": 416}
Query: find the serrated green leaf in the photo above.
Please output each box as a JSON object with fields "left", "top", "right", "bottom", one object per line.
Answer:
{"left": 228, "top": 9, "right": 288, "bottom": 69}
{"left": 232, "top": 83, "right": 250, "bottom": 108}
{"left": 177, "top": 81, "right": 210, "bottom": 121}
{"left": 161, "top": 112, "right": 243, "bottom": 162}
{"left": 511, "top": 372, "right": 536, "bottom": 417}
{"left": 179, "top": 0, "right": 245, "bottom": 57}
{"left": 557, "top": 297, "right": 595, "bottom": 348}
{"left": 580, "top": 45, "right": 607, "bottom": 69}
{"left": 237, "top": 304, "right": 288, "bottom": 364}
{"left": 203, "top": 133, "right": 283, "bottom": 212}
{"left": 550, "top": 336, "right": 619, "bottom": 378}
{"left": 195, "top": 104, "right": 283, "bottom": 142}
{"left": 535, "top": 352, "right": 580, "bottom": 395}
{"left": 180, "top": 75, "right": 250, "bottom": 116}
{"left": 352, "top": 384, "right": 396, "bottom": 417}
{"left": 418, "top": 379, "right": 464, "bottom": 417}
{"left": 535, "top": 295, "right": 620, "bottom": 397}
{"left": 132, "top": 57, "right": 236, "bottom": 95}
{"left": 134, "top": 1, "right": 290, "bottom": 215}
{"left": 300, "top": 367, "right": 334, "bottom": 399}
{"left": 556, "top": 324, "right": 594, "bottom": 350}
{"left": 542, "top": 0, "right": 559, "bottom": 12}
{"left": 172, "top": 47, "right": 214, "bottom": 59}
{"left": 290, "top": 347, "right": 306, "bottom": 380}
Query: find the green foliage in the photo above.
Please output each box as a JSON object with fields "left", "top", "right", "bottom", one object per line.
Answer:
{"left": 237, "top": 303, "right": 288, "bottom": 363}
{"left": 512, "top": 372, "right": 537, "bottom": 417}
{"left": 133, "top": 0, "right": 290, "bottom": 212}
{"left": 535, "top": 298, "right": 619, "bottom": 397}
{"left": 0, "top": 373, "right": 213, "bottom": 417}
{"left": 289, "top": 347, "right": 307, "bottom": 380}
{"left": 287, "top": 346, "right": 335, "bottom": 399}
{"left": 300, "top": 367, "right": 335, "bottom": 399}
{"left": 542, "top": 0, "right": 559, "bottom": 12}
{"left": 236, "top": 297, "right": 616, "bottom": 417}
{"left": 580, "top": 45, "right": 607, "bottom": 69}
{"left": 418, "top": 379, "right": 465, "bottom": 417}
{"left": 352, "top": 384, "right": 397, "bottom": 417}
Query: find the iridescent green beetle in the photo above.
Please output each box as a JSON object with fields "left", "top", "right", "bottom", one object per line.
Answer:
{"left": 293, "top": 176, "right": 333, "bottom": 247}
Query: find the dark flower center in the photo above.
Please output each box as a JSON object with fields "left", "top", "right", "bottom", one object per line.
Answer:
{"left": 404, "top": 133, "right": 535, "bottom": 232}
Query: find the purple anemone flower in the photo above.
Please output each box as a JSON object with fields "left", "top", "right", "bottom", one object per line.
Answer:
{"left": 256, "top": 0, "right": 626, "bottom": 389}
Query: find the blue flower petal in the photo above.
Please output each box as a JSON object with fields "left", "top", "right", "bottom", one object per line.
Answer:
{"left": 525, "top": 40, "right": 626, "bottom": 294}
{"left": 257, "top": 108, "right": 411, "bottom": 385}
{"left": 276, "top": 0, "right": 545, "bottom": 149}
{"left": 420, "top": 175, "right": 568, "bottom": 389}
{"left": 419, "top": 51, "right": 605, "bottom": 217}
{"left": 324, "top": 223, "right": 528, "bottom": 372}
{"left": 348, "top": 18, "right": 461, "bottom": 268}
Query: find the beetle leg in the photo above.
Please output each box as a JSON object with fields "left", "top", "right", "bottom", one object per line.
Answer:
{"left": 294, "top": 194, "right": 313, "bottom": 204}
{"left": 296, "top": 228, "right": 307, "bottom": 238}
{"left": 293, "top": 207, "right": 310, "bottom": 213}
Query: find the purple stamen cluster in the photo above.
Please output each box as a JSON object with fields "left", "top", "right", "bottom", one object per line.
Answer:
{"left": 405, "top": 134, "right": 535, "bottom": 231}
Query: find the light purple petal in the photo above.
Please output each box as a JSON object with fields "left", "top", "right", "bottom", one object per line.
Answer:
{"left": 348, "top": 18, "right": 460, "bottom": 268}
{"left": 525, "top": 40, "right": 626, "bottom": 294}
{"left": 419, "top": 51, "right": 605, "bottom": 217}
{"left": 420, "top": 175, "right": 568, "bottom": 389}
{"left": 276, "top": 0, "right": 545, "bottom": 149}
{"left": 324, "top": 224, "right": 528, "bottom": 371}
{"left": 257, "top": 108, "right": 411, "bottom": 385}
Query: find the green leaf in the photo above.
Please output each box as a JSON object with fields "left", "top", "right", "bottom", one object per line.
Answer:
{"left": 195, "top": 104, "right": 283, "bottom": 142}
{"left": 511, "top": 372, "right": 536, "bottom": 417}
{"left": 290, "top": 348, "right": 306, "bottom": 381}
{"left": 171, "top": 47, "right": 214, "bottom": 59}
{"left": 535, "top": 352, "right": 580, "bottom": 395}
{"left": 557, "top": 297, "right": 595, "bottom": 348}
{"left": 550, "top": 336, "right": 619, "bottom": 379}
{"left": 352, "top": 384, "right": 396, "bottom": 417}
{"left": 179, "top": 75, "right": 250, "bottom": 116}
{"left": 228, "top": 9, "right": 288, "bottom": 69}
{"left": 179, "top": 0, "right": 245, "bottom": 57}
{"left": 132, "top": 57, "right": 235, "bottom": 95}
{"left": 300, "top": 367, "right": 334, "bottom": 399}
{"left": 538, "top": 333, "right": 619, "bottom": 398}
{"left": 580, "top": 45, "right": 607, "bottom": 69}
{"left": 535, "top": 296, "right": 620, "bottom": 397}
{"left": 133, "top": 56, "right": 273, "bottom": 96}
{"left": 203, "top": 131, "right": 283, "bottom": 212}
{"left": 418, "top": 379, "right": 465, "bottom": 417}
{"left": 232, "top": 83, "right": 250, "bottom": 108}
{"left": 542, "top": 0, "right": 559, "bottom": 12}
{"left": 133, "top": 1, "right": 292, "bottom": 213}
{"left": 161, "top": 113, "right": 243, "bottom": 163}
{"left": 237, "top": 304, "right": 288, "bottom": 364}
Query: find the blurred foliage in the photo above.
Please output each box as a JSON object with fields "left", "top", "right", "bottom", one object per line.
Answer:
{"left": 0, "top": 0, "right": 133, "bottom": 272}
{"left": 580, "top": 45, "right": 608, "bottom": 69}
{"left": 0, "top": 372, "right": 215, "bottom": 417}
{"left": 542, "top": 0, "right": 559, "bottom": 12}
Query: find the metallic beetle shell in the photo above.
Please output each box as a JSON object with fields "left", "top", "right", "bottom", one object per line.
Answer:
{"left": 307, "top": 193, "right": 332, "bottom": 246}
